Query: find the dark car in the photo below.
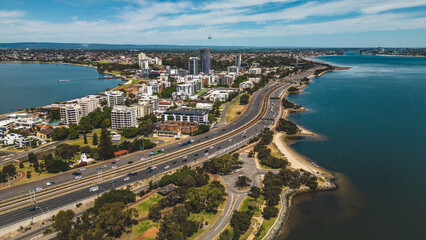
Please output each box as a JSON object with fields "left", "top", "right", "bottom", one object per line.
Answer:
{"left": 222, "top": 129, "right": 226, "bottom": 131}
{"left": 146, "top": 168, "right": 153, "bottom": 173}
{"left": 204, "top": 150, "right": 208, "bottom": 152}
{"left": 132, "top": 172, "right": 138, "bottom": 176}
{"left": 29, "top": 206, "right": 39, "bottom": 212}
{"left": 127, "top": 161, "right": 133, "bottom": 164}
{"left": 111, "top": 161, "right": 116, "bottom": 164}
{"left": 127, "top": 173, "right": 133, "bottom": 176}
{"left": 194, "top": 153, "right": 198, "bottom": 156}
{"left": 72, "top": 172, "right": 82, "bottom": 176}
{"left": 182, "top": 159, "right": 187, "bottom": 162}
{"left": 205, "top": 136, "right": 208, "bottom": 138}
{"left": 217, "top": 146, "right": 221, "bottom": 149}
{"left": 172, "top": 161, "right": 178, "bottom": 164}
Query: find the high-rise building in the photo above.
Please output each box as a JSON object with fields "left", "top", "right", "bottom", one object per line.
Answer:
{"left": 105, "top": 91, "right": 124, "bottom": 107}
{"left": 138, "top": 52, "right": 147, "bottom": 68}
{"left": 77, "top": 96, "right": 99, "bottom": 116}
{"left": 200, "top": 48, "right": 210, "bottom": 74}
{"left": 188, "top": 57, "right": 199, "bottom": 75}
{"left": 60, "top": 104, "right": 83, "bottom": 125}
{"left": 111, "top": 105, "right": 138, "bottom": 129}
{"left": 235, "top": 54, "right": 242, "bottom": 67}
{"left": 131, "top": 102, "right": 153, "bottom": 119}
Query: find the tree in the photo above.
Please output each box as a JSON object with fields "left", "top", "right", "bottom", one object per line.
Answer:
{"left": 19, "top": 162, "right": 24, "bottom": 168}
{"left": 262, "top": 206, "right": 279, "bottom": 220}
{"left": 95, "top": 202, "right": 137, "bottom": 238}
{"left": 160, "top": 84, "right": 177, "bottom": 99}
{"left": 55, "top": 144, "right": 80, "bottom": 159}
{"left": 83, "top": 133, "right": 88, "bottom": 144}
{"left": 239, "top": 94, "right": 250, "bottom": 105}
{"left": 122, "top": 127, "right": 139, "bottom": 138}
{"left": 26, "top": 170, "right": 32, "bottom": 178}
{"left": 249, "top": 186, "right": 261, "bottom": 199}
{"left": 53, "top": 210, "right": 75, "bottom": 239}
{"left": 218, "top": 229, "right": 233, "bottom": 240}
{"left": 28, "top": 152, "right": 37, "bottom": 164}
{"left": 148, "top": 203, "right": 162, "bottom": 222}
{"left": 230, "top": 210, "right": 253, "bottom": 239}
{"left": 48, "top": 109, "right": 60, "bottom": 121}
{"left": 235, "top": 175, "right": 252, "bottom": 188}
{"left": 52, "top": 128, "right": 68, "bottom": 141}
{"left": 203, "top": 154, "right": 240, "bottom": 175}
{"left": 92, "top": 132, "right": 98, "bottom": 145}
{"left": 98, "top": 128, "right": 114, "bottom": 160}
{"left": 68, "top": 127, "right": 79, "bottom": 140}
{"left": 33, "top": 160, "right": 41, "bottom": 173}
{"left": 93, "top": 189, "right": 136, "bottom": 213}
{"left": 276, "top": 118, "right": 299, "bottom": 134}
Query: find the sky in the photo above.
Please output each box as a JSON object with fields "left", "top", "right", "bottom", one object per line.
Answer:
{"left": 1, "top": 0, "right": 426, "bottom": 47}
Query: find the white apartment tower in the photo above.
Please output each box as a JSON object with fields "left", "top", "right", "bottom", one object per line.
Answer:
{"left": 77, "top": 96, "right": 99, "bottom": 116}
{"left": 105, "top": 91, "right": 124, "bottom": 107}
{"left": 60, "top": 104, "right": 83, "bottom": 125}
{"left": 111, "top": 106, "right": 138, "bottom": 129}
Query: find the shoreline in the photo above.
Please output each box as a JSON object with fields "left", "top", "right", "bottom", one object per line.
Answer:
{"left": 263, "top": 66, "right": 346, "bottom": 239}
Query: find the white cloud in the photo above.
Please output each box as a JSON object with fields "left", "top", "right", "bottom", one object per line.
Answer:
{"left": 0, "top": 10, "right": 26, "bottom": 18}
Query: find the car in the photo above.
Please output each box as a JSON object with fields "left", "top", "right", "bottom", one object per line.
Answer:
{"left": 111, "top": 161, "right": 116, "bottom": 164}
{"left": 115, "top": 159, "right": 120, "bottom": 162}
{"left": 127, "top": 173, "right": 133, "bottom": 176}
{"left": 217, "top": 146, "right": 221, "bottom": 149}
{"left": 139, "top": 153, "right": 144, "bottom": 156}
{"left": 243, "top": 135, "right": 247, "bottom": 138}
{"left": 46, "top": 182, "right": 54, "bottom": 186}
{"left": 140, "top": 157, "right": 146, "bottom": 161}
{"left": 80, "top": 168, "right": 86, "bottom": 171}
{"left": 205, "top": 136, "right": 208, "bottom": 138}
{"left": 72, "top": 172, "right": 82, "bottom": 176}
{"left": 172, "top": 161, "right": 178, "bottom": 164}
{"left": 204, "top": 150, "right": 208, "bottom": 152}
{"left": 124, "top": 177, "right": 130, "bottom": 181}
{"left": 75, "top": 176, "right": 82, "bottom": 180}
{"left": 194, "top": 153, "right": 198, "bottom": 156}
{"left": 146, "top": 168, "right": 153, "bottom": 173}
{"left": 204, "top": 153, "right": 209, "bottom": 156}
{"left": 111, "top": 165, "right": 117, "bottom": 169}
{"left": 164, "top": 165, "right": 170, "bottom": 169}
{"left": 151, "top": 166, "right": 157, "bottom": 169}
{"left": 222, "top": 129, "right": 226, "bottom": 131}
{"left": 29, "top": 206, "right": 39, "bottom": 212}
{"left": 210, "top": 146, "right": 214, "bottom": 149}
{"left": 132, "top": 172, "right": 138, "bottom": 176}
{"left": 35, "top": 187, "right": 43, "bottom": 191}
{"left": 128, "top": 161, "right": 133, "bottom": 164}
{"left": 182, "top": 159, "right": 187, "bottom": 162}
{"left": 183, "top": 155, "right": 187, "bottom": 159}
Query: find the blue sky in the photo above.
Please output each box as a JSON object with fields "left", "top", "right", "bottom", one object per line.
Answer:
{"left": 1, "top": 0, "right": 426, "bottom": 47}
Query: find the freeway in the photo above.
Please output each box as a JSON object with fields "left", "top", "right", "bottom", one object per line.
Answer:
{"left": 0, "top": 69, "right": 315, "bottom": 230}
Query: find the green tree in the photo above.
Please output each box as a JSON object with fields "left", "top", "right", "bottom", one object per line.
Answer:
{"left": 148, "top": 203, "right": 162, "bottom": 222}
{"left": 98, "top": 128, "right": 114, "bottom": 160}
{"left": 218, "top": 229, "right": 233, "bottom": 240}
{"left": 52, "top": 128, "right": 69, "bottom": 141}
{"left": 122, "top": 127, "right": 139, "bottom": 138}
{"left": 230, "top": 210, "right": 253, "bottom": 239}
{"left": 92, "top": 132, "right": 98, "bottom": 145}
{"left": 239, "top": 94, "right": 250, "bottom": 105}
{"left": 235, "top": 175, "right": 252, "bottom": 188}
{"left": 26, "top": 170, "right": 32, "bottom": 178}
{"left": 83, "top": 133, "right": 88, "bottom": 144}
{"left": 53, "top": 209, "right": 75, "bottom": 239}
{"left": 262, "top": 206, "right": 279, "bottom": 220}
{"left": 94, "top": 202, "right": 137, "bottom": 238}
{"left": 93, "top": 189, "right": 136, "bottom": 213}
{"left": 28, "top": 152, "right": 37, "bottom": 164}
{"left": 48, "top": 109, "right": 60, "bottom": 121}
{"left": 68, "top": 127, "right": 79, "bottom": 140}
{"left": 249, "top": 186, "right": 261, "bottom": 199}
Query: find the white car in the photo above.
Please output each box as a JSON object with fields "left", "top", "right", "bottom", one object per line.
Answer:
{"left": 35, "top": 187, "right": 43, "bottom": 191}
{"left": 204, "top": 152, "right": 209, "bottom": 156}
{"left": 151, "top": 166, "right": 157, "bottom": 169}
{"left": 140, "top": 157, "right": 146, "bottom": 161}
{"left": 46, "top": 182, "right": 54, "bottom": 186}
{"left": 80, "top": 168, "right": 86, "bottom": 171}
{"left": 164, "top": 165, "right": 170, "bottom": 169}
{"left": 111, "top": 166, "right": 117, "bottom": 169}
{"left": 115, "top": 159, "right": 120, "bottom": 162}
{"left": 182, "top": 155, "right": 187, "bottom": 159}
{"left": 210, "top": 146, "right": 214, "bottom": 149}
{"left": 124, "top": 177, "right": 130, "bottom": 181}
{"left": 75, "top": 176, "right": 82, "bottom": 180}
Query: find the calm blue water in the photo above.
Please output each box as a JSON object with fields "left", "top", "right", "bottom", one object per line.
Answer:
{"left": 280, "top": 55, "right": 426, "bottom": 240}
{"left": 0, "top": 63, "right": 122, "bottom": 114}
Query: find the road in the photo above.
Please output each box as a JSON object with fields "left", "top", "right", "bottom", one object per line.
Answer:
{"left": 0, "top": 69, "right": 315, "bottom": 231}
{"left": 216, "top": 95, "right": 241, "bottom": 127}
{"left": 0, "top": 140, "right": 66, "bottom": 165}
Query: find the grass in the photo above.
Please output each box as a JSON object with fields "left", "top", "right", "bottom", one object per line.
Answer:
{"left": 225, "top": 98, "right": 248, "bottom": 124}
{"left": 64, "top": 128, "right": 102, "bottom": 148}
{"left": 133, "top": 193, "right": 163, "bottom": 218}
{"left": 4, "top": 161, "right": 56, "bottom": 188}
{"left": 120, "top": 219, "right": 160, "bottom": 240}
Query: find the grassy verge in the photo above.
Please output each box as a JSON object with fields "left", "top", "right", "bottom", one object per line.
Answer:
{"left": 64, "top": 129, "right": 102, "bottom": 148}
{"left": 133, "top": 193, "right": 163, "bottom": 218}
{"left": 6, "top": 161, "right": 56, "bottom": 187}
{"left": 225, "top": 99, "right": 249, "bottom": 124}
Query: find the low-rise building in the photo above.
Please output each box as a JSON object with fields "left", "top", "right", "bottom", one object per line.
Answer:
{"left": 36, "top": 128, "right": 53, "bottom": 142}
{"left": 162, "top": 110, "right": 208, "bottom": 125}
{"left": 131, "top": 101, "right": 153, "bottom": 119}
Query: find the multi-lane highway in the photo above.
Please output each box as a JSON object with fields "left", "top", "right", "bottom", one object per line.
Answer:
{"left": 0, "top": 69, "right": 315, "bottom": 230}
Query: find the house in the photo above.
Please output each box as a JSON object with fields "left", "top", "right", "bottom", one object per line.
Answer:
{"left": 36, "top": 128, "right": 53, "bottom": 142}
{"left": 158, "top": 183, "right": 178, "bottom": 196}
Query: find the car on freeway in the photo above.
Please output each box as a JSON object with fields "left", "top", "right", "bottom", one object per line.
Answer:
{"left": 140, "top": 157, "right": 146, "bottom": 161}
{"left": 217, "top": 146, "right": 221, "bottom": 149}
{"left": 164, "top": 165, "right": 170, "bottom": 169}
{"left": 182, "top": 159, "right": 187, "bottom": 162}
{"left": 146, "top": 168, "right": 153, "bottom": 173}
{"left": 139, "top": 153, "right": 144, "bottom": 156}
{"left": 127, "top": 173, "right": 133, "bottom": 177}
{"left": 183, "top": 155, "right": 187, "bottom": 159}
{"left": 29, "top": 206, "right": 39, "bottom": 212}
{"left": 35, "top": 187, "right": 43, "bottom": 191}
{"left": 151, "top": 166, "right": 157, "bottom": 169}
{"left": 80, "top": 168, "right": 86, "bottom": 171}
{"left": 128, "top": 161, "right": 133, "bottom": 164}
{"left": 210, "top": 146, "right": 214, "bottom": 149}
{"left": 46, "top": 182, "right": 54, "bottom": 186}
{"left": 132, "top": 172, "right": 138, "bottom": 176}
{"left": 75, "top": 176, "right": 82, "bottom": 180}
{"left": 115, "top": 159, "right": 120, "bottom": 162}
{"left": 111, "top": 161, "right": 116, "bottom": 164}
{"left": 124, "top": 177, "right": 130, "bottom": 181}
{"left": 204, "top": 149, "right": 209, "bottom": 152}
{"left": 204, "top": 153, "right": 209, "bottom": 156}
{"left": 89, "top": 186, "right": 99, "bottom": 192}
{"left": 72, "top": 172, "right": 82, "bottom": 176}
{"left": 172, "top": 161, "right": 178, "bottom": 164}
{"left": 194, "top": 153, "right": 198, "bottom": 156}
{"left": 111, "top": 166, "right": 117, "bottom": 169}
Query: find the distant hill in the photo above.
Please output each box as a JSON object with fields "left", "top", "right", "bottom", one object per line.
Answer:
{"left": 0, "top": 42, "right": 269, "bottom": 50}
